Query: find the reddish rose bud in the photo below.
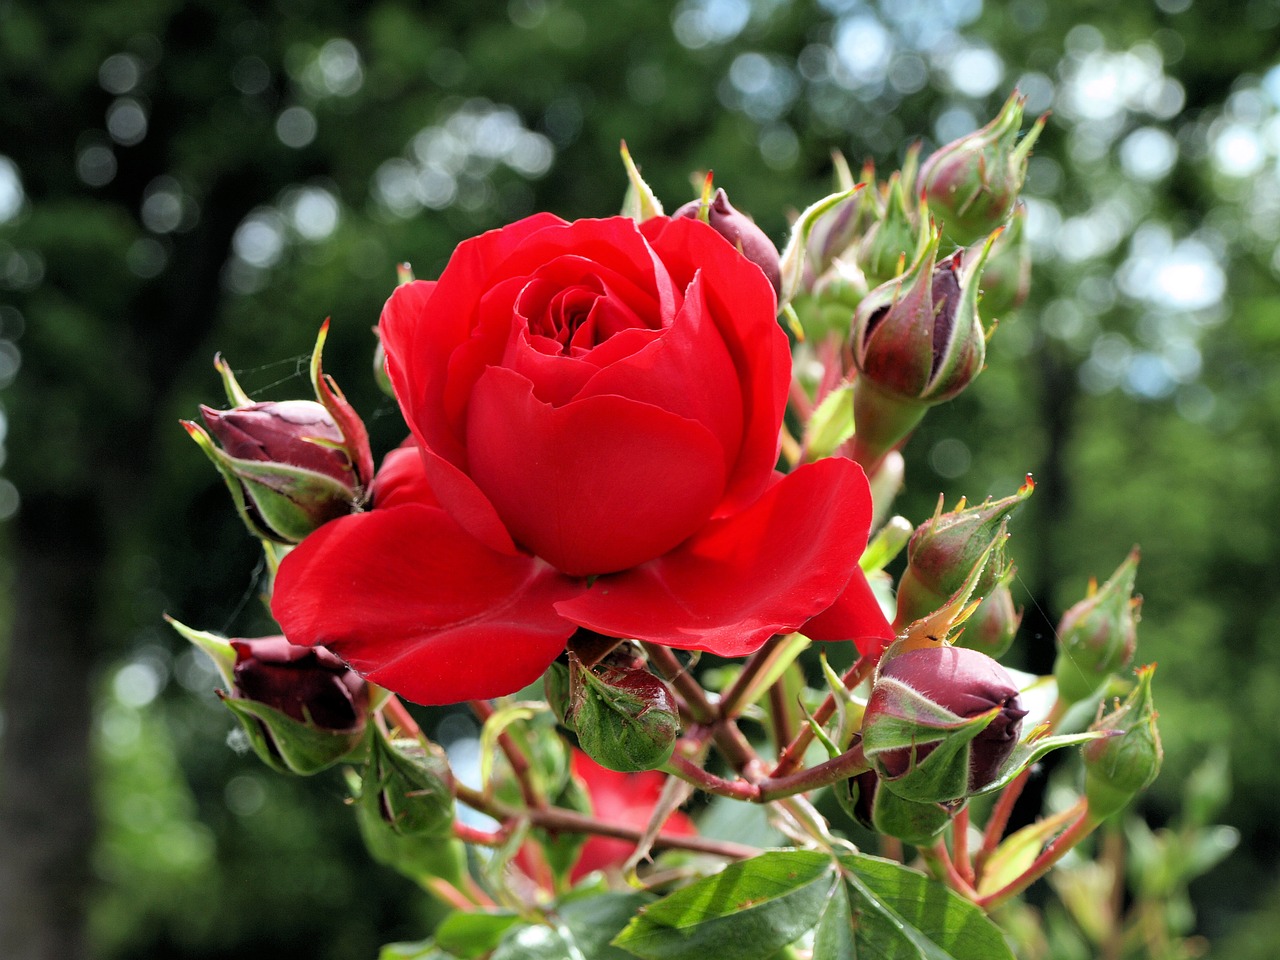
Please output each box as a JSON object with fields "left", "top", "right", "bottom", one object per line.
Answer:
{"left": 847, "top": 224, "right": 996, "bottom": 470}
{"left": 1083, "top": 665, "right": 1162, "bottom": 819}
{"left": 201, "top": 400, "right": 353, "bottom": 483}
{"left": 231, "top": 636, "right": 368, "bottom": 731}
{"left": 855, "top": 172, "right": 919, "bottom": 291}
{"left": 864, "top": 645, "right": 1026, "bottom": 802}
{"left": 675, "top": 188, "right": 782, "bottom": 296}
{"left": 919, "top": 91, "right": 1044, "bottom": 246}
{"left": 218, "top": 635, "right": 369, "bottom": 775}
{"left": 1053, "top": 549, "right": 1141, "bottom": 704}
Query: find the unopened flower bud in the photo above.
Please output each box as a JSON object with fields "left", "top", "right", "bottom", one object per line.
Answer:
{"left": 675, "top": 188, "right": 781, "bottom": 295}
{"left": 919, "top": 91, "right": 1045, "bottom": 246}
{"left": 856, "top": 173, "right": 919, "bottom": 290}
{"left": 570, "top": 658, "right": 680, "bottom": 773}
{"left": 894, "top": 479, "right": 1033, "bottom": 632}
{"left": 836, "top": 770, "right": 959, "bottom": 846}
{"left": 954, "top": 583, "right": 1023, "bottom": 660}
{"left": 1053, "top": 549, "right": 1141, "bottom": 704}
{"left": 848, "top": 224, "right": 995, "bottom": 469}
{"left": 362, "top": 725, "right": 455, "bottom": 837}
{"left": 220, "top": 635, "right": 369, "bottom": 775}
{"left": 864, "top": 646, "right": 1026, "bottom": 802}
{"left": 356, "top": 726, "right": 466, "bottom": 886}
{"left": 187, "top": 402, "right": 362, "bottom": 544}
{"left": 977, "top": 201, "right": 1031, "bottom": 318}
{"left": 1083, "top": 665, "right": 1162, "bottom": 819}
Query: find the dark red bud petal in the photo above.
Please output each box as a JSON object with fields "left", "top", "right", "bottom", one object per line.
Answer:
{"left": 675, "top": 188, "right": 782, "bottom": 295}
{"left": 231, "top": 635, "right": 368, "bottom": 732}
{"left": 201, "top": 400, "right": 353, "bottom": 486}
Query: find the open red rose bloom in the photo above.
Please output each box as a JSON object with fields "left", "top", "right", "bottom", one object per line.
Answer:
{"left": 273, "top": 213, "right": 892, "bottom": 704}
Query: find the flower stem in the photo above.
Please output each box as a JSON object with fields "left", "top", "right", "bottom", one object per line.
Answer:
{"left": 973, "top": 766, "right": 1030, "bottom": 884}
{"left": 976, "top": 798, "right": 1097, "bottom": 910}
{"left": 664, "top": 740, "right": 871, "bottom": 804}
{"left": 718, "top": 635, "right": 785, "bottom": 720}
{"left": 952, "top": 804, "right": 974, "bottom": 886}
{"left": 453, "top": 781, "right": 759, "bottom": 861}
{"left": 772, "top": 653, "right": 876, "bottom": 777}
{"left": 922, "top": 841, "right": 980, "bottom": 900}
{"left": 642, "top": 642, "right": 716, "bottom": 725}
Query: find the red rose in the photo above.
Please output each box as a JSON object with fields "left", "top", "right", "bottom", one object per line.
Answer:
{"left": 273, "top": 214, "right": 891, "bottom": 704}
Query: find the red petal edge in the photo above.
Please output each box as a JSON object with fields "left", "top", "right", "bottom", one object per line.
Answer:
{"left": 555, "top": 457, "right": 887, "bottom": 657}
{"left": 272, "top": 504, "right": 580, "bottom": 705}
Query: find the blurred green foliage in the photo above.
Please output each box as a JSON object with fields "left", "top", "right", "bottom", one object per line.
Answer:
{"left": 3, "top": 0, "right": 1280, "bottom": 957}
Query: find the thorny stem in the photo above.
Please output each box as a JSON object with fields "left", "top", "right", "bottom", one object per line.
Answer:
{"left": 769, "top": 678, "right": 796, "bottom": 751}
{"left": 922, "top": 842, "right": 980, "bottom": 900}
{"left": 469, "top": 699, "right": 543, "bottom": 809}
{"left": 382, "top": 695, "right": 423, "bottom": 739}
{"left": 664, "top": 740, "right": 871, "bottom": 804}
{"left": 718, "top": 635, "right": 785, "bottom": 720}
{"left": 772, "top": 653, "right": 877, "bottom": 777}
{"left": 454, "top": 782, "right": 760, "bottom": 861}
{"left": 977, "top": 798, "right": 1097, "bottom": 910}
{"left": 643, "top": 642, "right": 716, "bottom": 725}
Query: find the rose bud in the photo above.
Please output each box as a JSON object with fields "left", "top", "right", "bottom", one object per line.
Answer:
{"left": 184, "top": 334, "right": 373, "bottom": 544}
{"left": 1082, "top": 665, "right": 1162, "bottom": 819}
{"left": 855, "top": 172, "right": 920, "bottom": 291}
{"left": 894, "top": 479, "right": 1033, "bottom": 632}
{"left": 954, "top": 581, "right": 1023, "bottom": 660}
{"left": 863, "top": 645, "right": 1027, "bottom": 803}
{"left": 918, "top": 90, "right": 1045, "bottom": 246}
{"left": 674, "top": 187, "right": 782, "bottom": 296}
{"left": 569, "top": 658, "right": 680, "bottom": 773}
{"left": 220, "top": 635, "right": 369, "bottom": 776}
{"left": 976, "top": 200, "right": 1031, "bottom": 318}
{"left": 836, "top": 769, "right": 959, "bottom": 847}
{"left": 361, "top": 724, "right": 455, "bottom": 837}
{"left": 1053, "top": 548, "right": 1141, "bottom": 705}
{"left": 356, "top": 725, "right": 467, "bottom": 886}
{"left": 847, "top": 223, "right": 996, "bottom": 471}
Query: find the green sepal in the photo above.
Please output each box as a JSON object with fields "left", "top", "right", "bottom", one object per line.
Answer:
{"left": 778, "top": 186, "right": 862, "bottom": 307}
{"left": 353, "top": 735, "right": 466, "bottom": 886}
{"left": 366, "top": 725, "right": 456, "bottom": 838}
{"left": 978, "top": 728, "right": 1112, "bottom": 798}
{"left": 221, "top": 692, "right": 366, "bottom": 776}
{"left": 868, "top": 785, "right": 956, "bottom": 846}
{"left": 213, "top": 353, "right": 253, "bottom": 406}
{"left": 620, "top": 141, "right": 664, "bottom": 222}
{"left": 164, "top": 615, "right": 235, "bottom": 688}
{"left": 863, "top": 680, "right": 1000, "bottom": 803}
{"left": 310, "top": 319, "right": 375, "bottom": 488}
{"left": 572, "top": 661, "right": 679, "bottom": 773}
{"left": 804, "top": 384, "right": 854, "bottom": 461}
{"left": 185, "top": 420, "right": 356, "bottom": 543}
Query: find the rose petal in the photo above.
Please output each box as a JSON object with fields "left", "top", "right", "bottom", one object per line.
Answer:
{"left": 556, "top": 458, "right": 883, "bottom": 656}
{"left": 800, "top": 565, "right": 895, "bottom": 656}
{"left": 640, "top": 216, "right": 789, "bottom": 514}
{"left": 272, "top": 504, "right": 579, "bottom": 704}
{"left": 574, "top": 271, "right": 744, "bottom": 484}
{"left": 370, "top": 443, "right": 438, "bottom": 510}
{"left": 466, "top": 366, "right": 726, "bottom": 577}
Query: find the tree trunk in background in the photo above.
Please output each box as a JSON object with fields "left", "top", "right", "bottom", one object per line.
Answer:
{"left": 0, "top": 497, "right": 101, "bottom": 960}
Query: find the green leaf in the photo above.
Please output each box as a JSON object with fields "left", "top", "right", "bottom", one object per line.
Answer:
{"left": 613, "top": 850, "right": 836, "bottom": 960}
{"left": 435, "top": 910, "right": 521, "bottom": 958}
{"left": 493, "top": 892, "right": 651, "bottom": 960}
{"left": 833, "top": 853, "right": 1015, "bottom": 960}
{"left": 977, "top": 805, "right": 1079, "bottom": 897}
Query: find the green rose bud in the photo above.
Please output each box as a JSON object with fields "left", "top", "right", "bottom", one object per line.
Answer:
{"left": 953, "top": 582, "right": 1023, "bottom": 660}
{"left": 894, "top": 479, "right": 1034, "bottom": 632}
{"left": 1053, "top": 548, "right": 1141, "bottom": 704}
{"left": 918, "top": 90, "right": 1045, "bottom": 246}
{"left": 569, "top": 657, "right": 680, "bottom": 773}
{"left": 1083, "top": 665, "right": 1162, "bottom": 820}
